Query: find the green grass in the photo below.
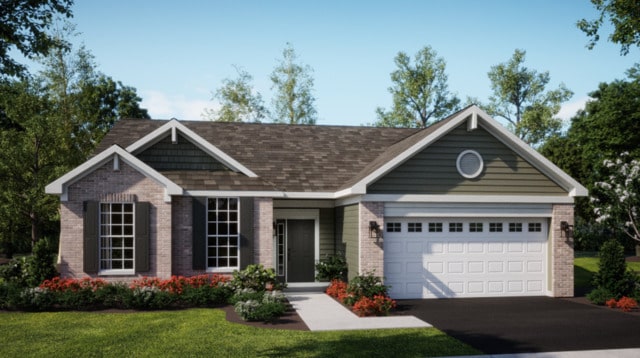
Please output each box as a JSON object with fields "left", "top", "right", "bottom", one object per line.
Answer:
{"left": 574, "top": 253, "right": 640, "bottom": 294}
{"left": 0, "top": 309, "right": 480, "bottom": 357}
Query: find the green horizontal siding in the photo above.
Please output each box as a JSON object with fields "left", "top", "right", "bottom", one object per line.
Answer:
{"left": 336, "top": 205, "right": 359, "bottom": 281}
{"left": 368, "top": 124, "right": 566, "bottom": 196}
{"left": 137, "top": 134, "right": 230, "bottom": 171}
{"left": 319, "top": 208, "right": 335, "bottom": 259}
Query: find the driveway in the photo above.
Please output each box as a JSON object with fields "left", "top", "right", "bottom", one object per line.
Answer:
{"left": 396, "top": 297, "right": 640, "bottom": 354}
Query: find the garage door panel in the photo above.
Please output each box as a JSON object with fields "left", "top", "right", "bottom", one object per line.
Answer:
{"left": 384, "top": 217, "right": 548, "bottom": 299}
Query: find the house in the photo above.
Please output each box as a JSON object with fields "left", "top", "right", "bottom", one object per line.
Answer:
{"left": 45, "top": 105, "right": 587, "bottom": 299}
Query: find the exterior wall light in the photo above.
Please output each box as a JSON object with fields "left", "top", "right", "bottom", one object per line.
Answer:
{"left": 369, "top": 221, "right": 382, "bottom": 239}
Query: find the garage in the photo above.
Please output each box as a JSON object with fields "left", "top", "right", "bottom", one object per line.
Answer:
{"left": 384, "top": 217, "right": 549, "bottom": 299}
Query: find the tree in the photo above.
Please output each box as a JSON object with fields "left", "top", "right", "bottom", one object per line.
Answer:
{"left": 270, "top": 43, "right": 317, "bottom": 124}
{"left": 485, "top": 49, "right": 572, "bottom": 146}
{"left": 577, "top": 0, "right": 640, "bottom": 55}
{"left": 375, "top": 46, "right": 460, "bottom": 128}
{"left": 204, "top": 66, "right": 267, "bottom": 122}
{"left": 591, "top": 153, "right": 640, "bottom": 244}
{"left": 0, "top": 0, "right": 74, "bottom": 77}
{"left": 0, "top": 31, "right": 148, "bottom": 252}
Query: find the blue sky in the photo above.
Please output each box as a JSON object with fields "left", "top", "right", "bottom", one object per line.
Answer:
{"left": 68, "top": 0, "right": 638, "bottom": 126}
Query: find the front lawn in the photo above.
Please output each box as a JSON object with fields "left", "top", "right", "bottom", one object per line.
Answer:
{"left": 0, "top": 309, "right": 480, "bottom": 357}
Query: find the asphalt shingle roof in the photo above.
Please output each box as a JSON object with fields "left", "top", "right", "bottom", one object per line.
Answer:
{"left": 96, "top": 110, "right": 467, "bottom": 192}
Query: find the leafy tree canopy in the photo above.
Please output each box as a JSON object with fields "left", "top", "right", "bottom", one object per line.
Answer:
{"left": 270, "top": 43, "right": 317, "bottom": 125}
{"left": 484, "top": 49, "right": 572, "bottom": 147}
{"left": 578, "top": 0, "right": 640, "bottom": 55}
{"left": 0, "top": 0, "right": 74, "bottom": 77}
{"left": 203, "top": 66, "right": 267, "bottom": 122}
{"left": 375, "top": 46, "right": 460, "bottom": 128}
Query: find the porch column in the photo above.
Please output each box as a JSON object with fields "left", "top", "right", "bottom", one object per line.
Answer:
{"left": 551, "top": 204, "right": 574, "bottom": 297}
{"left": 254, "top": 197, "right": 274, "bottom": 269}
{"left": 359, "top": 201, "right": 384, "bottom": 277}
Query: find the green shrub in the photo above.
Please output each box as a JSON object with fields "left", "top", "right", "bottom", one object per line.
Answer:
{"left": 346, "top": 271, "right": 388, "bottom": 300}
{"left": 233, "top": 290, "right": 286, "bottom": 322}
{"left": 315, "top": 254, "right": 348, "bottom": 281}
{"left": 180, "top": 285, "right": 232, "bottom": 306}
{"left": 0, "top": 238, "right": 58, "bottom": 288}
{"left": 587, "top": 287, "right": 614, "bottom": 305}
{"left": 94, "top": 283, "right": 132, "bottom": 309}
{"left": 593, "top": 239, "right": 639, "bottom": 298}
{"left": 229, "top": 288, "right": 264, "bottom": 305}
{"left": 127, "top": 286, "right": 174, "bottom": 310}
{"left": 230, "top": 264, "right": 285, "bottom": 291}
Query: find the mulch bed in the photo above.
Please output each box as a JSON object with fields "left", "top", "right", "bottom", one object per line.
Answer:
{"left": 222, "top": 303, "right": 309, "bottom": 331}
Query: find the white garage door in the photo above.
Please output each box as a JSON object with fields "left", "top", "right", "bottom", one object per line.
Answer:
{"left": 384, "top": 218, "right": 548, "bottom": 299}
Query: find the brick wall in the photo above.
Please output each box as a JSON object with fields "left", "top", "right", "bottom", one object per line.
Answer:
{"left": 254, "top": 198, "right": 274, "bottom": 269}
{"left": 59, "top": 160, "right": 172, "bottom": 282}
{"left": 551, "top": 204, "right": 575, "bottom": 297}
{"left": 359, "top": 201, "right": 384, "bottom": 277}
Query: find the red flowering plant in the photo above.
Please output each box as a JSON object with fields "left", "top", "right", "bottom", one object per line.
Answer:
{"left": 40, "top": 277, "right": 107, "bottom": 292}
{"left": 352, "top": 294, "right": 397, "bottom": 317}
{"left": 605, "top": 298, "right": 618, "bottom": 308}
{"left": 616, "top": 296, "right": 638, "bottom": 312}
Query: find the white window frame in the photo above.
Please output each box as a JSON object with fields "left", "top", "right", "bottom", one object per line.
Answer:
{"left": 206, "top": 197, "right": 240, "bottom": 272}
{"left": 99, "top": 202, "right": 135, "bottom": 275}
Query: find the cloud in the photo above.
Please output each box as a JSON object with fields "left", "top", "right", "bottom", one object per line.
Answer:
{"left": 557, "top": 96, "right": 590, "bottom": 121}
{"left": 141, "top": 90, "right": 212, "bottom": 121}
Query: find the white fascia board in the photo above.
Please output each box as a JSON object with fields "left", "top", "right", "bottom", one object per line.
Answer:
{"left": 185, "top": 190, "right": 337, "bottom": 199}
{"left": 347, "top": 106, "right": 478, "bottom": 194}
{"left": 45, "top": 145, "right": 183, "bottom": 201}
{"left": 362, "top": 194, "right": 575, "bottom": 204}
{"left": 475, "top": 111, "right": 589, "bottom": 197}
{"left": 125, "top": 119, "right": 258, "bottom": 178}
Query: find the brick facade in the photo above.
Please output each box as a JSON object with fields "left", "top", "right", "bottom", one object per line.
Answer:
{"left": 59, "top": 160, "right": 172, "bottom": 282}
{"left": 358, "top": 201, "right": 384, "bottom": 276}
{"left": 551, "top": 204, "right": 575, "bottom": 297}
{"left": 254, "top": 198, "right": 274, "bottom": 269}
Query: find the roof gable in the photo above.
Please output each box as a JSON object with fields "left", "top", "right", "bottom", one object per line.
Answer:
{"left": 343, "top": 105, "right": 587, "bottom": 197}
{"left": 45, "top": 145, "right": 182, "bottom": 202}
{"left": 126, "top": 119, "right": 258, "bottom": 178}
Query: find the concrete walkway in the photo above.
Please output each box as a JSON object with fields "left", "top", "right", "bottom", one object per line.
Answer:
{"left": 448, "top": 348, "right": 640, "bottom": 358}
{"left": 284, "top": 292, "right": 430, "bottom": 331}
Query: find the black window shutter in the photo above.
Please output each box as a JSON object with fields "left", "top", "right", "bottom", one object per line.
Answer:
{"left": 239, "top": 197, "right": 254, "bottom": 269}
{"left": 192, "top": 197, "right": 207, "bottom": 270}
{"left": 83, "top": 201, "right": 99, "bottom": 274}
{"left": 135, "top": 202, "right": 150, "bottom": 272}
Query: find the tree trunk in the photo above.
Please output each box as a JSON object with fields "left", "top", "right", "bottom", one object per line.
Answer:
{"left": 30, "top": 211, "right": 39, "bottom": 250}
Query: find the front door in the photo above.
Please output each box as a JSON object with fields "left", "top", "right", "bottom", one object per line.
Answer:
{"left": 286, "top": 219, "right": 315, "bottom": 282}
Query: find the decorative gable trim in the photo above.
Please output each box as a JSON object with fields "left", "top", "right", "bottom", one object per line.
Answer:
{"left": 45, "top": 145, "right": 183, "bottom": 202}
{"left": 347, "top": 105, "right": 587, "bottom": 197}
{"left": 125, "top": 119, "right": 258, "bottom": 178}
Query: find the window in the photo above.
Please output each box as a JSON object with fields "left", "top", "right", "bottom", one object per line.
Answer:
{"left": 509, "top": 223, "right": 523, "bottom": 232}
{"left": 528, "top": 223, "right": 542, "bottom": 232}
{"left": 386, "top": 222, "right": 401, "bottom": 232}
{"left": 456, "top": 150, "right": 484, "bottom": 179}
{"left": 489, "top": 222, "right": 503, "bottom": 232}
{"left": 469, "top": 222, "right": 483, "bottom": 232}
{"left": 100, "top": 203, "right": 135, "bottom": 273}
{"left": 207, "top": 198, "right": 239, "bottom": 270}
{"left": 449, "top": 222, "right": 463, "bottom": 232}
{"left": 408, "top": 223, "right": 422, "bottom": 232}
{"left": 428, "top": 222, "right": 443, "bottom": 232}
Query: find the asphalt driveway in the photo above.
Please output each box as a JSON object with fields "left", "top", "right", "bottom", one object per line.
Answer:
{"left": 396, "top": 297, "right": 640, "bottom": 354}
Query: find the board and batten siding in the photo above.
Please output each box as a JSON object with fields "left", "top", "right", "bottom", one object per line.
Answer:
{"left": 136, "top": 134, "right": 230, "bottom": 171}
{"left": 368, "top": 124, "right": 567, "bottom": 195}
{"left": 336, "top": 205, "right": 359, "bottom": 281}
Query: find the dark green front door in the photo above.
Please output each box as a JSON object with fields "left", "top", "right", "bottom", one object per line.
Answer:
{"left": 287, "top": 219, "right": 315, "bottom": 282}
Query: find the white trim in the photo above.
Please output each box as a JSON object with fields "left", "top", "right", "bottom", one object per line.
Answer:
{"left": 362, "top": 194, "right": 575, "bottom": 204}
{"left": 45, "top": 145, "right": 183, "bottom": 202}
{"left": 456, "top": 149, "right": 483, "bottom": 179}
{"left": 273, "top": 199, "right": 335, "bottom": 208}
{"left": 335, "top": 195, "right": 363, "bottom": 207}
{"left": 126, "top": 119, "right": 258, "bottom": 178}
{"left": 185, "top": 190, "right": 337, "bottom": 199}
{"left": 467, "top": 111, "right": 478, "bottom": 131}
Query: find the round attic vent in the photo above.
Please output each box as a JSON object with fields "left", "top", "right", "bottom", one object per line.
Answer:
{"left": 456, "top": 150, "right": 483, "bottom": 179}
